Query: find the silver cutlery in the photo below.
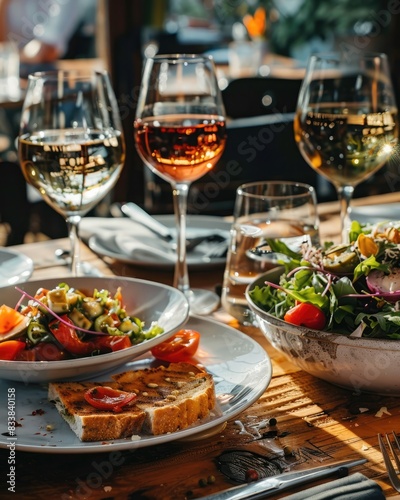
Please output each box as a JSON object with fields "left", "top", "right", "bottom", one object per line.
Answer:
{"left": 119, "top": 202, "right": 173, "bottom": 241}
{"left": 378, "top": 431, "right": 400, "bottom": 492}
{"left": 35, "top": 249, "right": 103, "bottom": 276}
{"left": 115, "top": 202, "right": 227, "bottom": 252}
{"left": 198, "top": 458, "right": 367, "bottom": 499}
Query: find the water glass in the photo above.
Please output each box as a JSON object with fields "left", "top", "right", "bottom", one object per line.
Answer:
{"left": 221, "top": 181, "right": 320, "bottom": 325}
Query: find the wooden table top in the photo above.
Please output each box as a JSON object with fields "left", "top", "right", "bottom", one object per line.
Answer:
{"left": 1, "top": 193, "right": 400, "bottom": 499}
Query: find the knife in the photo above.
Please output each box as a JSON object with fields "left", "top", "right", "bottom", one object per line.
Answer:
{"left": 198, "top": 458, "right": 367, "bottom": 500}
{"left": 120, "top": 202, "right": 173, "bottom": 242}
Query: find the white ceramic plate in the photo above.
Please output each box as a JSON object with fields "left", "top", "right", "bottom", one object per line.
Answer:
{"left": 0, "top": 277, "right": 189, "bottom": 383}
{"left": 0, "top": 316, "right": 272, "bottom": 453}
{"left": 0, "top": 248, "right": 33, "bottom": 287}
{"left": 351, "top": 203, "right": 400, "bottom": 224}
{"left": 82, "top": 215, "right": 230, "bottom": 268}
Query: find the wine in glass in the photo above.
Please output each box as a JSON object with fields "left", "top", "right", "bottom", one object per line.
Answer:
{"left": 18, "top": 70, "right": 125, "bottom": 275}
{"left": 294, "top": 52, "right": 399, "bottom": 242}
{"left": 134, "top": 54, "right": 226, "bottom": 314}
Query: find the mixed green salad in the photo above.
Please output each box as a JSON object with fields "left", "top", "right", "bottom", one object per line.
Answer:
{"left": 249, "top": 220, "right": 400, "bottom": 339}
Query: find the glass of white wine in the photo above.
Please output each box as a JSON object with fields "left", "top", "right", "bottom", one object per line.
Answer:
{"left": 18, "top": 70, "right": 125, "bottom": 275}
{"left": 294, "top": 52, "right": 399, "bottom": 242}
{"left": 134, "top": 54, "right": 226, "bottom": 314}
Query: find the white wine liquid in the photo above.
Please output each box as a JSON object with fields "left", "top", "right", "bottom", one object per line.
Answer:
{"left": 221, "top": 219, "right": 319, "bottom": 324}
{"left": 19, "top": 129, "right": 125, "bottom": 217}
{"left": 294, "top": 107, "right": 398, "bottom": 187}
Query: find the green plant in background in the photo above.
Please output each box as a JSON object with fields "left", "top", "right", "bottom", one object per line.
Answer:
{"left": 214, "top": 0, "right": 384, "bottom": 56}
{"left": 267, "top": 0, "right": 384, "bottom": 56}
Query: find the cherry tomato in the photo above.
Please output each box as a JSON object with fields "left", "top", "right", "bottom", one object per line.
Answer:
{"left": 84, "top": 386, "right": 137, "bottom": 413}
{"left": 284, "top": 302, "right": 326, "bottom": 330}
{"left": 0, "top": 305, "right": 26, "bottom": 335}
{"left": 49, "top": 316, "right": 94, "bottom": 356}
{"left": 151, "top": 329, "right": 200, "bottom": 362}
{"left": 91, "top": 335, "right": 131, "bottom": 353}
{"left": 0, "top": 340, "right": 26, "bottom": 360}
{"left": 29, "top": 342, "right": 70, "bottom": 361}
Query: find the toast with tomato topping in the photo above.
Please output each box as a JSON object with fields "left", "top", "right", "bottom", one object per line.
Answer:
{"left": 48, "top": 362, "right": 216, "bottom": 441}
{"left": 47, "top": 380, "right": 146, "bottom": 442}
{"left": 112, "top": 362, "right": 216, "bottom": 435}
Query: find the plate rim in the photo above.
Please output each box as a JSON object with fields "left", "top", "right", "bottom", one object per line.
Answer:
{"left": 0, "top": 315, "right": 272, "bottom": 453}
{"left": 84, "top": 214, "right": 231, "bottom": 268}
{"left": 0, "top": 247, "right": 34, "bottom": 287}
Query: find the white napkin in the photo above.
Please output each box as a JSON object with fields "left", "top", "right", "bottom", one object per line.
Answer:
{"left": 115, "top": 234, "right": 177, "bottom": 262}
{"left": 91, "top": 233, "right": 177, "bottom": 263}
{"left": 81, "top": 216, "right": 230, "bottom": 265}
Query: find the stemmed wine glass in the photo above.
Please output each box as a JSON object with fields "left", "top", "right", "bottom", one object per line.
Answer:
{"left": 134, "top": 54, "right": 226, "bottom": 314}
{"left": 294, "top": 52, "right": 398, "bottom": 242}
{"left": 18, "top": 70, "right": 125, "bottom": 275}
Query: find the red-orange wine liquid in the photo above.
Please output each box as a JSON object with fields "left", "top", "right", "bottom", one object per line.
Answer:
{"left": 135, "top": 114, "right": 226, "bottom": 183}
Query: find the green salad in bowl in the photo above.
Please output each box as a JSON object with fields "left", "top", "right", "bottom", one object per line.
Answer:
{"left": 245, "top": 220, "right": 400, "bottom": 394}
{"left": 249, "top": 220, "right": 400, "bottom": 339}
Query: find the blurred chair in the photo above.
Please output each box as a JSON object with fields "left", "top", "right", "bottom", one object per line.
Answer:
{"left": 188, "top": 112, "right": 321, "bottom": 216}
{"left": 221, "top": 77, "right": 303, "bottom": 118}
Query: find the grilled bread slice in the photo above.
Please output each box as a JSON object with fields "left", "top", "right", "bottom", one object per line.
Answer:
{"left": 47, "top": 381, "right": 146, "bottom": 442}
{"left": 48, "top": 362, "right": 215, "bottom": 441}
{"left": 112, "top": 362, "right": 216, "bottom": 435}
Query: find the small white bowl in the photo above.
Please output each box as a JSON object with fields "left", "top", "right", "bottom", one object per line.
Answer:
{"left": 0, "top": 276, "right": 189, "bottom": 383}
{"left": 246, "top": 269, "right": 400, "bottom": 396}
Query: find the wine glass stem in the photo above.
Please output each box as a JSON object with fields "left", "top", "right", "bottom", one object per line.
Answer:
{"left": 67, "top": 215, "right": 82, "bottom": 276}
{"left": 337, "top": 185, "right": 354, "bottom": 243}
{"left": 172, "top": 182, "right": 191, "bottom": 298}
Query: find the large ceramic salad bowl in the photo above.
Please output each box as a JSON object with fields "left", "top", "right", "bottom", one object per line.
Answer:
{"left": 246, "top": 221, "right": 400, "bottom": 396}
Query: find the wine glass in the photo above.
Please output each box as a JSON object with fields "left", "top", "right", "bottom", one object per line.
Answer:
{"left": 294, "top": 52, "right": 399, "bottom": 242}
{"left": 18, "top": 70, "right": 125, "bottom": 275}
{"left": 134, "top": 54, "right": 226, "bottom": 314}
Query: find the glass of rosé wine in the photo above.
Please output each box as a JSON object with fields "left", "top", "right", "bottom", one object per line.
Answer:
{"left": 294, "top": 52, "right": 398, "bottom": 243}
{"left": 134, "top": 54, "right": 226, "bottom": 314}
{"left": 18, "top": 70, "right": 125, "bottom": 276}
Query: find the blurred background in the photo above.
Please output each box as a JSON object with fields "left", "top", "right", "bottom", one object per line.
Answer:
{"left": 0, "top": 0, "right": 399, "bottom": 244}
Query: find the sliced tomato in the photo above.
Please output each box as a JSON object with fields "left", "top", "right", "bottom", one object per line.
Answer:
{"left": 49, "top": 316, "right": 94, "bottom": 356}
{"left": 91, "top": 334, "right": 131, "bottom": 353}
{"left": 84, "top": 386, "right": 137, "bottom": 413}
{"left": 284, "top": 302, "right": 326, "bottom": 330}
{"left": 151, "top": 329, "right": 200, "bottom": 362}
{"left": 29, "top": 342, "right": 70, "bottom": 361}
{"left": 0, "top": 304, "right": 27, "bottom": 335}
{"left": 0, "top": 340, "right": 26, "bottom": 360}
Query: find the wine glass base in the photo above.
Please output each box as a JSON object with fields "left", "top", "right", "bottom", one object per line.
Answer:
{"left": 187, "top": 288, "right": 220, "bottom": 315}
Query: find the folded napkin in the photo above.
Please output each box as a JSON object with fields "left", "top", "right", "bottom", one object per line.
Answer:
{"left": 82, "top": 216, "right": 230, "bottom": 265}
{"left": 115, "top": 234, "right": 176, "bottom": 262}
{"left": 93, "top": 233, "right": 177, "bottom": 263}
{"left": 282, "top": 472, "right": 385, "bottom": 500}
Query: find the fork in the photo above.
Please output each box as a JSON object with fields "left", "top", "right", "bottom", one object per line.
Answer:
{"left": 378, "top": 431, "right": 400, "bottom": 491}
